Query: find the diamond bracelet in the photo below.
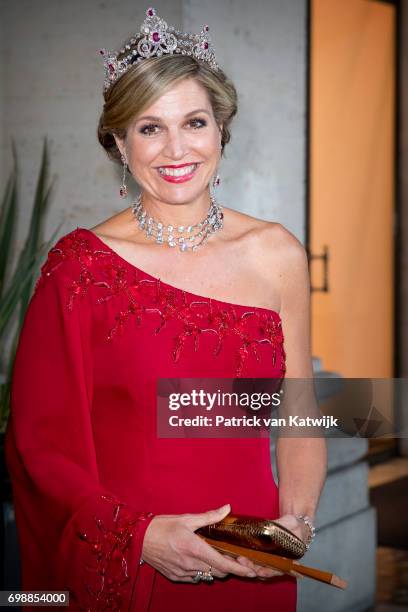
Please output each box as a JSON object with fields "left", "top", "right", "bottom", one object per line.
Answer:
{"left": 295, "top": 515, "right": 316, "bottom": 549}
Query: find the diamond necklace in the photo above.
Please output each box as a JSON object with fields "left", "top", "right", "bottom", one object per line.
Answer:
{"left": 131, "top": 193, "right": 224, "bottom": 252}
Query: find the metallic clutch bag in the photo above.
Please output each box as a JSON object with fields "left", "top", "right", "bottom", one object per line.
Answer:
{"left": 196, "top": 513, "right": 307, "bottom": 559}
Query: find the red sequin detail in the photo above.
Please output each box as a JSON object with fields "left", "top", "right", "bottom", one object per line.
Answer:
{"left": 35, "top": 229, "right": 286, "bottom": 377}
{"left": 72, "top": 494, "right": 153, "bottom": 611}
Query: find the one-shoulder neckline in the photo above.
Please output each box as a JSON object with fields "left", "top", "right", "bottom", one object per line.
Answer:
{"left": 76, "top": 227, "right": 282, "bottom": 320}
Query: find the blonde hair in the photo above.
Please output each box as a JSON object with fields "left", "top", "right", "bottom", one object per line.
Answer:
{"left": 97, "top": 54, "right": 238, "bottom": 164}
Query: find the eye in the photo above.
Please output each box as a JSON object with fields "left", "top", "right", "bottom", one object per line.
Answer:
{"left": 139, "top": 123, "right": 160, "bottom": 136}
{"left": 189, "top": 118, "right": 207, "bottom": 129}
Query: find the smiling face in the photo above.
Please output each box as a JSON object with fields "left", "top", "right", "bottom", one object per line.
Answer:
{"left": 114, "top": 78, "right": 222, "bottom": 206}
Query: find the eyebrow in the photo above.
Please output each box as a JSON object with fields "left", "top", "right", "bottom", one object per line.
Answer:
{"left": 136, "top": 109, "right": 211, "bottom": 122}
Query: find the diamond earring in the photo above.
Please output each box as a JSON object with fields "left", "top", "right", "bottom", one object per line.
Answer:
{"left": 120, "top": 153, "right": 128, "bottom": 198}
{"left": 212, "top": 142, "right": 222, "bottom": 188}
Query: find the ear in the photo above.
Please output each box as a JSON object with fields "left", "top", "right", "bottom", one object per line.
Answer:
{"left": 113, "top": 133, "right": 126, "bottom": 159}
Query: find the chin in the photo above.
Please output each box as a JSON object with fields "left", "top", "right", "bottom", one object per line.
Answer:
{"left": 161, "top": 187, "right": 206, "bottom": 200}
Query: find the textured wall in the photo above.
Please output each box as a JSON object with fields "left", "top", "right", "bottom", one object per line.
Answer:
{"left": 1, "top": 0, "right": 306, "bottom": 251}
{"left": 184, "top": 0, "right": 307, "bottom": 239}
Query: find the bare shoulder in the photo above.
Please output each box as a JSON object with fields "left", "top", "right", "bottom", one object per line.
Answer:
{"left": 264, "top": 222, "right": 308, "bottom": 267}
{"left": 220, "top": 208, "right": 308, "bottom": 277}
{"left": 250, "top": 224, "right": 309, "bottom": 326}
{"left": 264, "top": 223, "right": 310, "bottom": 301}
{"left": 246, "top": 221, "right": 310, "bottom": 302}
{"left": 221, "top": 206, "right": 278, "bottom": 244}
{"left": 89, "top": 208, "right": 134, "bottom": 241}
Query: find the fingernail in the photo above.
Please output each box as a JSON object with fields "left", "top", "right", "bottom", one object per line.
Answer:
{"left": 247, "top": 571, "right": 257, "bottom": 577}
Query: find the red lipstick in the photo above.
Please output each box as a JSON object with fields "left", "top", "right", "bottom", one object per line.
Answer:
{"left": 156, "top": 163, "right": 200, "bottom": 184}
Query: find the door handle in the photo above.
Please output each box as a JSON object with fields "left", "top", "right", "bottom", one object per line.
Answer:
{"left": 306, "top": 245, "right": 330, "bottom": 292}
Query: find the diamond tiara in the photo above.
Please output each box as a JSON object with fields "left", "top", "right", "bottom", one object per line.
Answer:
{"left": 99, "top": 7, "right": 219, "bottom": 93}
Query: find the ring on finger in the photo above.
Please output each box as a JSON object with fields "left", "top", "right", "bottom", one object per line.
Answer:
{"left": 193, "top": 570, "right": 204, "bottom": 583}
{"left": 200, "top": 566, "right": 214, "bottom": 582}
{"left": 193, "top": 566, "right": 214, "bottom": 583}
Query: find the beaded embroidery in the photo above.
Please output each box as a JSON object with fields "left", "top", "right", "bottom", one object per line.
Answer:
{"left": 72, "top": 494, "right": 153, "bottom": 611}
{"left": 35, "top": 229, "right": 286, "bottom": 377}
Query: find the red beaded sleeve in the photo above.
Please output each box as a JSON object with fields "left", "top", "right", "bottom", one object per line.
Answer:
{"left": 5, "top": 251, "right": 155, "bottom": 611}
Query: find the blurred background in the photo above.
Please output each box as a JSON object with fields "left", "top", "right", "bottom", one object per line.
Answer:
{"left": 0, "top": 1, "right": 407, "bottom": 610}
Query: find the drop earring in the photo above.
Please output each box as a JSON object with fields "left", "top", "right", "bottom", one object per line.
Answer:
{"left": 120, "top": 153, "right": 128, "bottom": 198}
{"left": 212, "top": 142, "right": 222, "bottom": 188}
{"left": 212, "top": 174, "right": 221, "bottom": 188}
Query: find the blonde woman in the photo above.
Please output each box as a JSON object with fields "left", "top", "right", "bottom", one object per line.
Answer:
{"left": 5, "top": 7, "right": 326, "bottom": 611}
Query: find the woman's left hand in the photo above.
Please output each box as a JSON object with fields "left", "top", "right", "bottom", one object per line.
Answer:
{"left": 225, "top": 514, "right": 308, "bottom": 580}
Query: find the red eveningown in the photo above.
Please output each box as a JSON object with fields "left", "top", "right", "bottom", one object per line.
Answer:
{"left": 5, "top": 227, "right": 296, "bottom": 611}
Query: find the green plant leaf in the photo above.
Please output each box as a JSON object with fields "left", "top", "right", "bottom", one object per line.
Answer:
{"left": 0, "top": 137, "right": 59, "bottom": 430}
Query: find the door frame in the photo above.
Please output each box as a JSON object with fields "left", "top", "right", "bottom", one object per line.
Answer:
{"left": 305, "top": 0, "right": 402, "bottom": 458}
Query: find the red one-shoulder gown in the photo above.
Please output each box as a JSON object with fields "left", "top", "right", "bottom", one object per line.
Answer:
{"left": 5, "top": 227, "right": 296, "bottom": 611}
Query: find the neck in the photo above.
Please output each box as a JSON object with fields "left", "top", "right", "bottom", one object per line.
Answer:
{"left": 139, "top": 191, "right": 213, "bottom": 226}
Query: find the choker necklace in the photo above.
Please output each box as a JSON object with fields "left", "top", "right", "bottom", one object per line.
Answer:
{"left": 131, "top": 194, "right": 224, "bottom": 252}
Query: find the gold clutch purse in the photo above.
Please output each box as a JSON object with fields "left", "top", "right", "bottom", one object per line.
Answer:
{"left": 196, "top": 513, "right": 307, "bottom": 559}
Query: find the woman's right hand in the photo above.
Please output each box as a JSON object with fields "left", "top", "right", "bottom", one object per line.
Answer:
{"left": 141, "top": 503, "right": 259, "bottom": 582}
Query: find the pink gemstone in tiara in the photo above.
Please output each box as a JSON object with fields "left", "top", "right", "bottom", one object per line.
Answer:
{"left": 152, "top": 32, "right": 161, "bottom": 42}
{"left": 147, "top": 7, "right": 156, "bottom": 17}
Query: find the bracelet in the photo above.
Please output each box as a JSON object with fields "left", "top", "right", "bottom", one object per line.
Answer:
{"left": 295, "top": 515, "right": 316, "bottom": 549}
{"left": 139, "top": 558, "right": 145, "bottom": 566}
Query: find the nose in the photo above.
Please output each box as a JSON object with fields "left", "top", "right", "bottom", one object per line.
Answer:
{"left": 162, "top": 127, "right": 189, "bottom": 160}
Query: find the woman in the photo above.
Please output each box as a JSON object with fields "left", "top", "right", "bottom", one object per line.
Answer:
{"left": 5, "top": 7, "right": 327, "bottom": 611}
